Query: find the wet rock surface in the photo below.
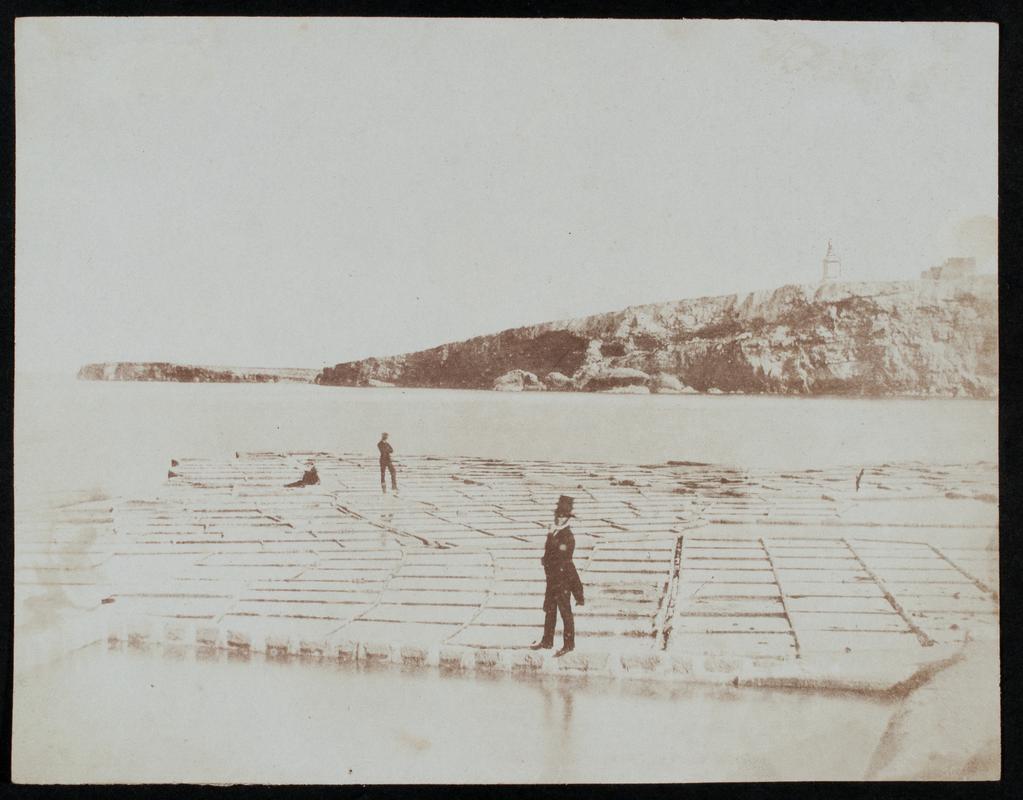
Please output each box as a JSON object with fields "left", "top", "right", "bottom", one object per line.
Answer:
{"left": 15, "top": 454, "right": 997, "bottom": 692}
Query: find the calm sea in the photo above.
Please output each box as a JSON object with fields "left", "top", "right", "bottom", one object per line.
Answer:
{"left": 14, "top": 373, "right": 997, "bottom": 502}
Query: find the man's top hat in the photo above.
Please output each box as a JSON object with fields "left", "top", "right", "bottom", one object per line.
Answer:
{"left": 556, "top": 495, "right": 575, "bottom": 509}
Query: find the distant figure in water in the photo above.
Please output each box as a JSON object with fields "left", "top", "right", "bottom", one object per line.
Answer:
{"left": 532, "top": 494, "right": 584, "bottom": 657}
{"left": 378, "top": 432, "right": 398, "bottom": 494}
{"left": 285, "top": 463, "right": 319, "bottom": 488}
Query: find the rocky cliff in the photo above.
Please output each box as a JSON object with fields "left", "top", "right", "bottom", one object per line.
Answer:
{"left": 318, "top": 276, "right": 997, "bottom": 398}
{"left": 77, "top": 362, "right": 319, "bottom": 383}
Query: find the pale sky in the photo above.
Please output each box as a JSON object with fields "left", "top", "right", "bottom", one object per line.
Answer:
{"left": 15, "top": 18, "right": 998, "bottom": 374}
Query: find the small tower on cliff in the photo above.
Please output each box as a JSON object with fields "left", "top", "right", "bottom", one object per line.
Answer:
{"left": 821, "top": 240, "right": 842, "bottom": 284}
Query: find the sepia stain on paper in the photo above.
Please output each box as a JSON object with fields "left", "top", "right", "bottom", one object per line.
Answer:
{"left": 397, "top": 730, "right": 434, "bottom": 752}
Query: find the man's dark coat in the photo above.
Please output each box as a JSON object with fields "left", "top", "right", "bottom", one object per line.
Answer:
{"left": 541, "top": 522, "right": 584, "bottom": 609}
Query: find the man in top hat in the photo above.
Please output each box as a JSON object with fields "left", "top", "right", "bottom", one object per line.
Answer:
{"left": 531, "top": 494, "right": 584, "bottom": 657}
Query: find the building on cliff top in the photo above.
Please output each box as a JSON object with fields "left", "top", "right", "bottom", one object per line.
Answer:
{"left": 921, "top": 256, "right": 977, "bottom": 281}
{"left": 821, "top": 240, "right": 842, "bottom": 284}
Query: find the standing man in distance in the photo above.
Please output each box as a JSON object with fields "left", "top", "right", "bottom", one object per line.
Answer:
{"left": 378, "top": 432, "right": 398, "bottom": 494}
{"left": 531, "top": 494, "right": 584, "bottom": 657}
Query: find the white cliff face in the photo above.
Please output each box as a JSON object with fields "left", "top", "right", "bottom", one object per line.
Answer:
{"left": 562, "top": 277, "right": 996, "bottom": 397}
{"left": 318, "top": 276, "right": 996, "bottom": 398}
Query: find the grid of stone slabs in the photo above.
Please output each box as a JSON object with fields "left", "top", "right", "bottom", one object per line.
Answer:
{"left": 14, "top": 453, "right": 998, "bottom": 670}
{"left": 671, "top": 534, "right": 998, "bottom": 658}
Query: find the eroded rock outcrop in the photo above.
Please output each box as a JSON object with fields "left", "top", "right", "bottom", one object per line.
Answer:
{"left": 579, "top": 366, "right": 650, "bottom": 392}
{"left": 649, "top": 372, "right": 686, "bottom": 394}
{"left": 493, "top": 369, "right": 546, "bottom": 391}
{"left": 317, "top": 277, "right": 997, "bottom": 398}
{"left": 545, "top": 371, "right": 575, "bottom": 390}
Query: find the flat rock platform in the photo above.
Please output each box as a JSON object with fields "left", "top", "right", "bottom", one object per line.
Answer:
{"left": 16, "top": 454, "right": 998, "bottom": 693}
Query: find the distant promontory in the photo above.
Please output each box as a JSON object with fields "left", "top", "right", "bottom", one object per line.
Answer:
{"left": 317, "top": 277, "right": 997, "bottom": 398}
{"left": 77, "top": 362, "right": 319, "bottom": 383}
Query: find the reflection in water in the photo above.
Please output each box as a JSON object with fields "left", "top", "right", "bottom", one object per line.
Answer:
{"left": 12, "top": 642, "right": 900, "bottom": 783}
{"left": 162, "top": 644, "right": 190, "bottom": 662}
{"left": 538, "top": 678, "right": 576, "bottom": 779}
{"left": 227, "top": 648, "right": 253, "bottom": 665}
{"left": 195, "top": 645, "right": 221, "bottom": 663}
{"left": 561, "top": 684, "right": 574, "bottom": 734}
